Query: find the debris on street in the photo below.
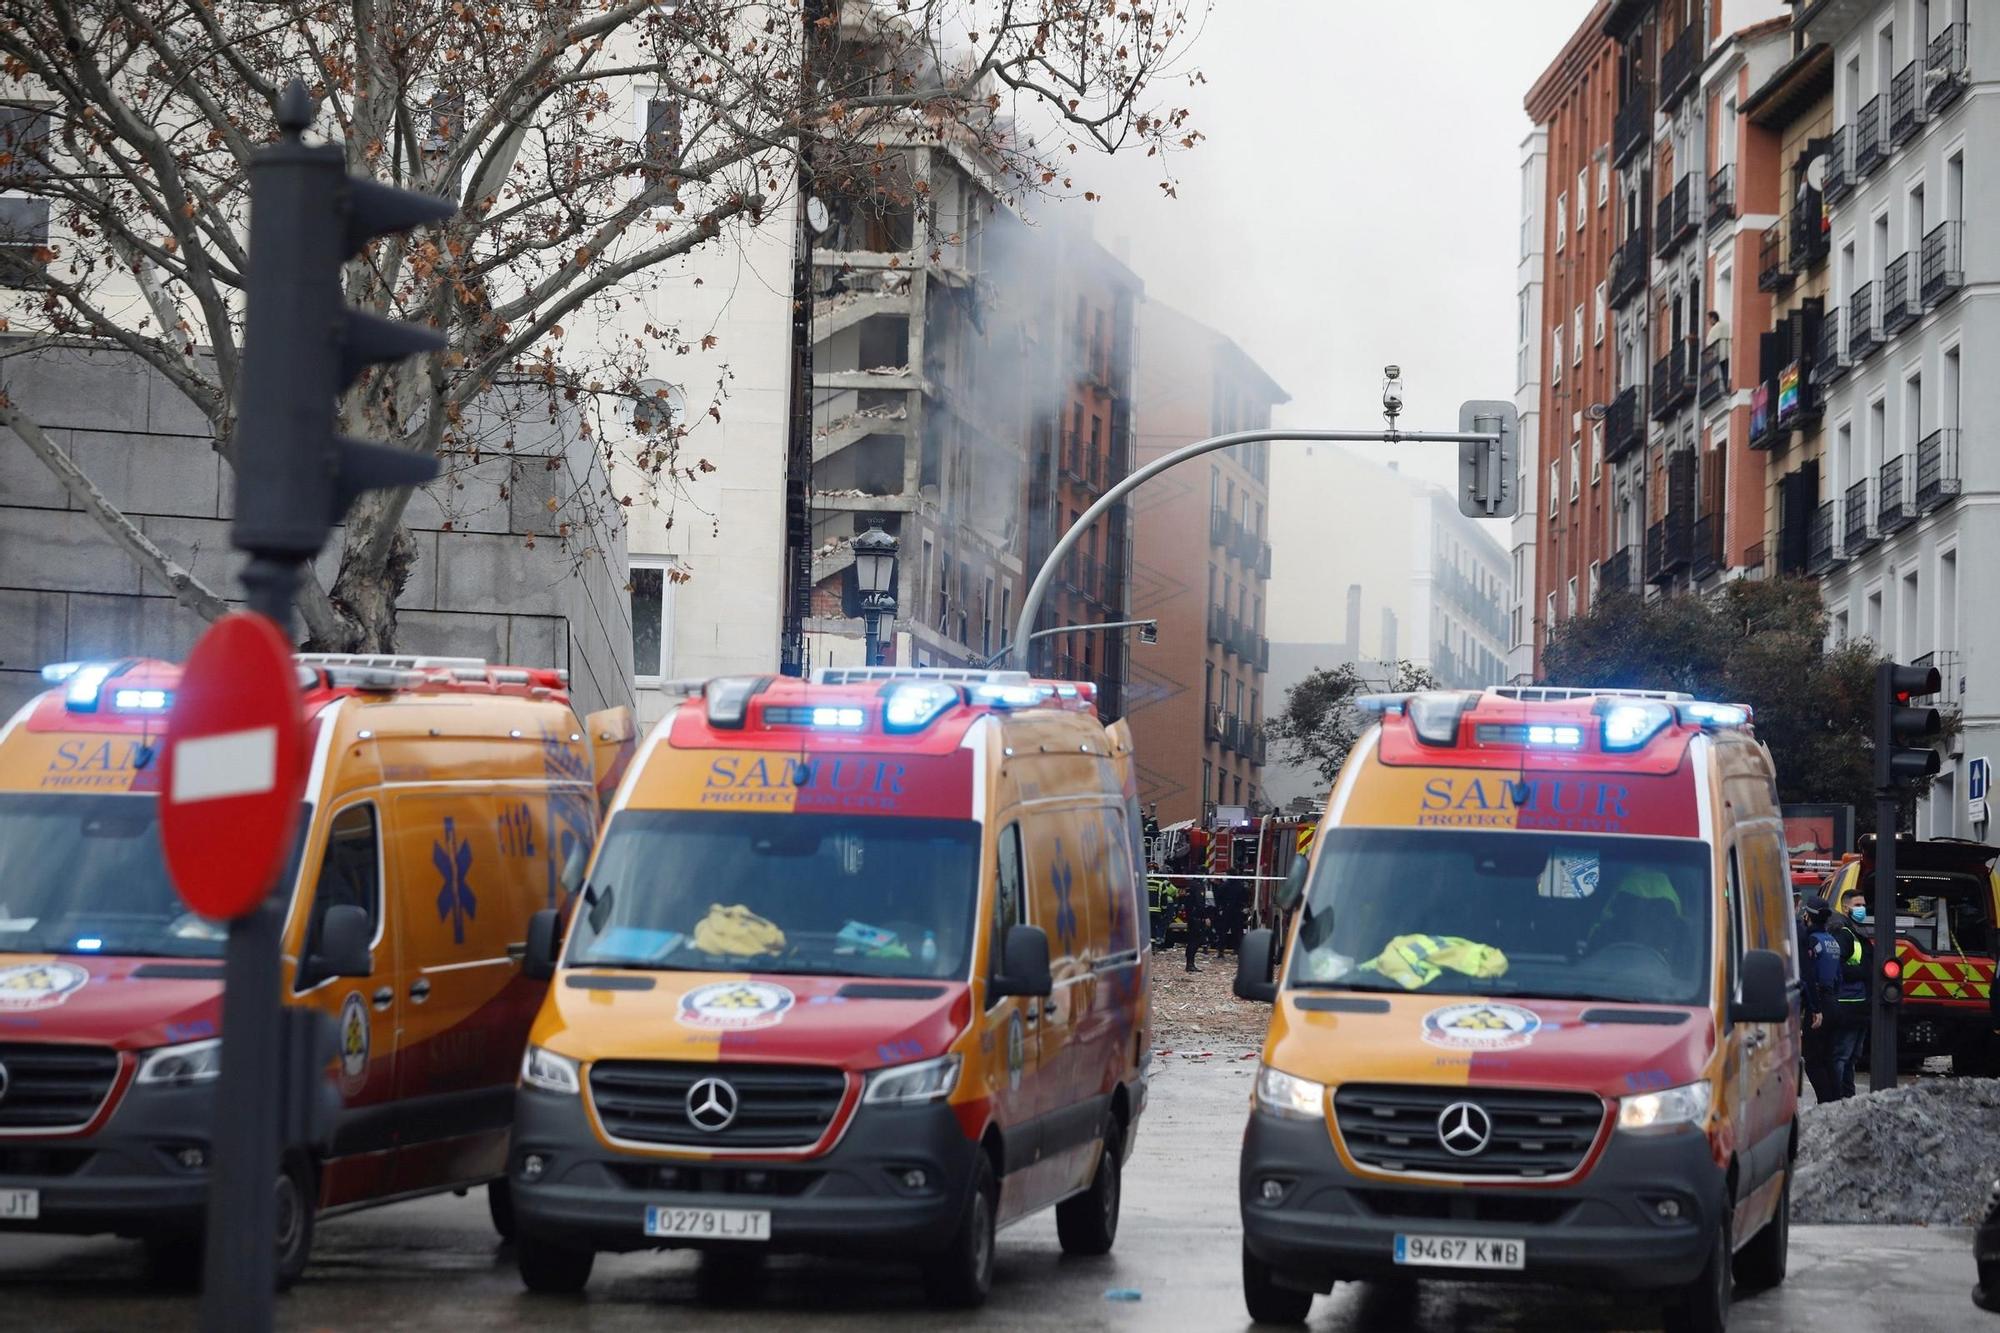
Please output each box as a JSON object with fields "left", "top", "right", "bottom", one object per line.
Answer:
{"left": 1149, "top": 948, "right": 1269, "bottom": 1053}
{"left": 1793, "top": 1078, "right": 2000, "bottom": 1226}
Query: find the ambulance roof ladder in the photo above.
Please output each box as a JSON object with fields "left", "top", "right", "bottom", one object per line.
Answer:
{"left": 1489, "top": 685, "right": 1693, "bottom": 704}
{"left": 812, "top": 666, "right": 1034, "bottom": 687}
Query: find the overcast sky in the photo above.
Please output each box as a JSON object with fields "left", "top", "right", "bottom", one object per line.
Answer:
{"left": 1074, "top": 0, "right": 1592, "bottom": 551}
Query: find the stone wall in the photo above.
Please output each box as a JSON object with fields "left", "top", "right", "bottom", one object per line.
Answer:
{"left": 0, "top": 340, "right": 632, "bottom": 717}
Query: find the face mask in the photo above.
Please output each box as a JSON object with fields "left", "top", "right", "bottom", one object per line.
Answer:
{"left": 1849, "top": 904, "right": 1867, "bottom": 923}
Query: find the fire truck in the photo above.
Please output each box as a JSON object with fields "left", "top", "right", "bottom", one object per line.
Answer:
{"left": 1146, "top": 815, "right": 1317, "bottom": 945}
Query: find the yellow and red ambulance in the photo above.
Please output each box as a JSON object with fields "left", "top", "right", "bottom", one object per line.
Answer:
{"left": 1235, "top": 688, "right": 1798, "bottom": 1332}
{"left": 0, "top": 654, "right": 627, "bottom": 1284}
{"left": 508, "top": 669, "right": 1151, "bottom": 1307}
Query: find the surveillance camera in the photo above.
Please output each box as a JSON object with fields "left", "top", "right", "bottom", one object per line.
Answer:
{"left": 1384, "top": 365, "right": 1401, "bottom": 380}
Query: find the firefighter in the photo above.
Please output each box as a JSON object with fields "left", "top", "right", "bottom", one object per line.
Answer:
{"left": 1148, "top": 876, "right": 1177, "bottom": 947}
{"left": 1800, "top": 896, "right": 1842, "bottom": 1103}
{"left": 1826, "top": 888, "right": 1873, "bottom": 1100}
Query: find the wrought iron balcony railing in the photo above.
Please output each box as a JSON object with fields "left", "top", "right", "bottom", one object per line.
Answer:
{"left": 1707, "top": 165, "right": 1735, "bottom": 235}
{"left": 1927, "top": 24, "right": 1969, "bottom": 116}
{"left": 1854, "top": 95, "right": 1885, "bottom": 177}
{"left": 1609, "top": 226, "right": 1650, "bottom": 307}
{"left": 1602, "top": 545, "right": 1639, "bottom": 596}
{"left": 1915, "top": 429, "right": 1960, "bottom": 511}
{"left": 1790, "top": 197, "right": 1830, "bottom": 270}
{"left": 1814, "top": 306, "right": 1848, "bottom": 387}
{"left": 1698, "top": 343, "right": 1730, "bottom": 409}
{"left": 1758, "top": 222, "right": 1792, "bottom": 292}
{"left": 1806, "top": 499, "right": 1843, "bottom": 574}
{"left": 1606, "top": 384, "right": 1646, "bottom": 461}
{"left": 1614, "top": 86, "right": 1653, "bottom": 166}
{"left": 1660, "top": 24, "right": 1701, "bottom": 108}
{"left": 1878, "top": 455, "right": 1912, "bottom": 536}
{"left": 1844, "top": 478, "right": 1879, "bottom": 555}
{"left": 1823, "top": 125, "right": 1852, "bottom": 204}
{"left": 1921, "top": 221, "right": 1964, "bottom": 307}
{"left": 1691, "top": 513, "right": 1723, "bottom": 581}
{"left": 1651, "top": 342, "right": 1697, "bottom": 421}
{"left": 1847, "top": 281, "right": 1879, "bottom": 361}
{"left": 1881, "top": 252, "right": 1918, "bottom": 335}
{"left": 1889, "top": 60, "right": 1923, "bottom": 147}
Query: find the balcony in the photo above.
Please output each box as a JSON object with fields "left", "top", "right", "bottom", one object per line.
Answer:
{"left": 1650, "top": 342, "right": 1697, "bottom": 421}
{"left": 1914, "top": 429, "right": 1960, "bottom": 511}
{"left": 1750, "top": 380, "right": 1782, "bottom": 449}
{"left": 1889, "top": 61, "right": 1923, "bottom": 147}
{"left": 1706, "top": 165, "right": 1735, "bottom": 235}
{"left": 1921, "top": 221, "right": 1963, "bottom": 307}
{"left": 1256, "top": 542, "right": 1272, "bottom": 579}
{"left": 1912, "top": 649, "right": 1966, "bottom": 706}
{"left": 1847, "top": 282, "right": 1879, "bottom": 361}
{"left": 1659, "top": 24, "right": 1701, "bottom": 109}
{"left": 1814, "top": 307, "right": 1849, "bottom": 386}
{"left": 1806, "top": 499, "right": 1843, "bottom": 574}
{"left": 1844, "top": 478, "right": 1879, "bottom": 555}
{"left": 1218, "top": 712, "right": 1241, "bottom": 754}
{"left": 1609, "top": 227, "right": 1651, "bottom": 307}
{"left": 1656, "top": 176, "right": 1701, "bottom": 257}
{"left": 1878, "top": 455, "right": 1912, "bottom": 536}
{"left": 1645, "top": 515, "right": 1692, "bottom": 585}
{"left": 1613, "top": 87, "right": 1652, "bottom": 167}
{"left": 1758, "top": 222, "right": 1793, "bottom": 292}
{"left": 1209, "top": 507, "right": 1229, "bottom": 548}
{"left": 1790, "top": 197, "right": 1830, "bottom": 271}
{"left": 1698, "top": 344, "right": 1730, "bottom": 409}
{"left": 1881, "top": 252, "right": 1918, "bottom": 335}
{"left": 1776, "top": 356, "right": 1822, "bottom": 431}
{"left": 1823, "top": 126, "right": 1852, "bottom": 205}
{"left": 1207, "top": 606, "right": 1226, "bottom": 646}
{"left": 1606, "top": 385, "right": 1646, "bottom": 461}
{"left": 1691, "top": 513, "right": 1724, "bottom": 581}
{"left": 1927, "top": 24, "right": 1969, "bottom": 116}
{"left": 1601, "top": 545, "right": 1639, "bottom": 596}
{"left": 1205, "top": 704, "right": 1224, "bottom": 743}
{"left": 1853, "top": 96, "right": 1885, "bottom": 177}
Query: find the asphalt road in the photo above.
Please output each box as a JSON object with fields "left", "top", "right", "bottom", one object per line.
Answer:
{"left": 0, "top": 1056, "right": 1982, "bottom": 1331}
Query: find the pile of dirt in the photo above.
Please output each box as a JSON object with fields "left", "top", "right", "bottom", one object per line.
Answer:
{"left": 1793, "top": 1078, "right": 2000, "bottom": 1225}
{"left": 1149, "top": 950, "right": 1270, "bottom": 1053}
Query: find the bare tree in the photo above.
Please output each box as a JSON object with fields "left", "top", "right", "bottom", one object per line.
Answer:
{"left": 0, "top": 0, "right": 1200, "bottom": 649}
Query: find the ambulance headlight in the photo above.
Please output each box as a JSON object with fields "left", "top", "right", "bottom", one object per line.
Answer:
{"left": 864, "top": 1053, "right": 961, "bottom": 1104}
{"left": 1617, "top": 1080, "right": 1711, "bottom": 1133}
{"left": 520, "top": 1045, "right": 580, "bottom": 1096}
{"left": 136, "top": 1038, "right": 222, "bottom": 1087}
{"left": 882, "top": 682, "right": 958, "bottom": 733}
{"left": 1254, "top": 1064, "right": 1326, "bottom": 1121}
{"left": 1600, "top": 700, "right": 1672, "bottom": 751}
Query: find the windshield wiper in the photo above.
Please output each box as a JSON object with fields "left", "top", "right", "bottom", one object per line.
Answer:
{"left": 1286, "top": 978, "right": 1406, "bottom": 994}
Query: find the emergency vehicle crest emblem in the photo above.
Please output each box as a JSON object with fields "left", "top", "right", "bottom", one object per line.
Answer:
{"left": 338, "top": 991, "right": 370, "bottom": 1093}
{"left": 1420, "top": 1001, "right": 1542, "bottom": 1052}
{"left": 0, "top": 961, "right": 89, "bottom": 1011}
{"left": 677, "top": 980, "right": 795, "bottom": 1031}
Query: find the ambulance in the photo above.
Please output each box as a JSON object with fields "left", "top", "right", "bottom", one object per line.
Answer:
{"left": 0, "top": 654, "right": 629, "bottom": 1284}
{"left": 507, "top": 668, "right": 1151, "bottom": 1307}
{"left": 1234, "top": 687, "right": 1798, "bottom": 1333}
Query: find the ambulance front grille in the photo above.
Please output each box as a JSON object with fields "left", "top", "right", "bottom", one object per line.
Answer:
{"left": 588, "top": 1061, "right": 849, "bottom": 1149}
{"left": 1333, "top": 1084, "right": 1606, "bottom": 1180}
{"left": 0, "top": 1043, "right": 121, "bottom": 1133}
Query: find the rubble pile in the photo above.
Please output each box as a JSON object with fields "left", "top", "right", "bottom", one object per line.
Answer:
{"left": 1793, "top": 1078, "right": 2000, "bottom": 1226}
{"left": 1149, "top": 951, "right": 1269, "bottom": 1052}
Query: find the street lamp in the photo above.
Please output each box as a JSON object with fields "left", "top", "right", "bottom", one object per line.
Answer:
{"left": 852, "top": 525, "right": 899, "bottom": 666}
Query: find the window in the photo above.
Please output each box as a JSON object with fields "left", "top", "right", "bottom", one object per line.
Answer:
{"left": 1572, "top": 306, "right": 1584, "bottom": 364}
{"left": 1576, "top": 170, "right": 1588, "bottom": 227}
{"left": 639, "top": 96, "right": 682, "bottom": 205}
{"left": 1552, "top": 326, "right": 1564, "bottom": 381}
{"left": 630, "top": 557, "right": 679, "bottom": 684}
{"left": 1570, "top": 441, "right": 1582, "bottom": 500}
{"left": 1202, "top": 759, "right": 1213, "bottom": 805}
{"left": 298, "top": 804, "right": 381, "bottom": 990}
{"left": 990, "top": 823, "right": 1024, "bottom": 990}
{"left": 1591, "top": 422, "right": 1604, "bottom": 483}
{"left": 1567, "top": 577, "right": 1579, "bottom": 617}
{"left": 1588, "top": 560, "right": 1601, "bottom": 605}
{"left": 1555, "top": 192, "right": 1567, "bottom": 249}
{"left": 981, "top": 577, "right": 994, "bottom": 657}
{"left": 1549, "top": 460, "right": 1561, "bottom": 516}
{"left": 1593, "top": 283, "right": 1607, "bottom": 344}
{"left": 0, "top": 105, "right": 52, "bottom": 288}
{"left": 1546, "top": 590, "right": 1558, "bottom": 629}
{"left": 1598, "top": 157, "right": 1610, "bottom": 206}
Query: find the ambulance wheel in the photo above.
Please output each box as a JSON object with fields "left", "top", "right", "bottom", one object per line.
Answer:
{"left": 1734, "top": 1168, "right": 1789, "bottom": 1291}
{"left": 487, "top": 1178, "right": 517, "bottom": 1242}
{"left": 274, "top": 1153, "right": 317, "bottom": 1290}
{"left": 1241, "top": 1241, "right": 1313, "bottom": 1324}
{"left": 1056, "top": 1120, "right": 1122, "bottom": 1256}
{"left": 1664, "top": 1207, "right": 1732, "bottom": 1333}
{"left": 517, "top": 1232, "right": 595, "bottom": 1294}
{"left": 923, "top": 1152, "right": 996, "bottom": 1308}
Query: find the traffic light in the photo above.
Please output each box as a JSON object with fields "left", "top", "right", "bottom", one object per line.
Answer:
{"left": 232, "top": 79, "right": 453, "bottom": 562}
{"left": 1874, "top": 660, "right": 1943, "bottom": 791}
{"left": 1456, "top": 400, "right": 1520, "bottom": 519}
{"left": 1880, "top": 956, "right": 1904, "bottom": 1007}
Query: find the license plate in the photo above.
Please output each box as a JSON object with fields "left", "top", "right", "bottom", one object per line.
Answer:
{"left": 644, "top": 1206, "right": 770, "bottom": 1241}
{"left": 1394, "top": 1233, "right": 1524, "bottom": 1270}
{"left": 0, "top": 1189, "right": 38, "bottom": 1221}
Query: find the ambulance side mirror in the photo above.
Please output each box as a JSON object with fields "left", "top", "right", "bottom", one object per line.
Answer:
{"left": 309, "top": 904, "right": 373, "bottom": 982}
{"left": 1235, "top": 929, "right": 1278, "bottom": 1004}
{"left": 524, "top": 909, "right": 562, "bottom": 982}
{"left": 1732, "top": 948, "right": 1789, "bottom": 1025}
{"left": 991, "top": 924, "right": 1052, "bottom": 999}
{"left": 1277, "top": 858, "right": 1309, "bottom": 913}
{"left": 559, "top": 845, "right": 588, "bottom": 897}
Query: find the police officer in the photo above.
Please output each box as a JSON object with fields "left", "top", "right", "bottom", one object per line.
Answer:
{"left": 1800, "top": 896, "right": 1842, "bottom": 1102}
{"left": 1826, "top": 888, "right": 1873, "bottom": 1099}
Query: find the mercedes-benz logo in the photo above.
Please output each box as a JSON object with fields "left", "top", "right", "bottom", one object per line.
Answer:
{"left": 685, "top": 1076, "right": 738, "bottom": 1132}
{"left": 1437, "top": 1101, "right": 1492, "bottom": 1157}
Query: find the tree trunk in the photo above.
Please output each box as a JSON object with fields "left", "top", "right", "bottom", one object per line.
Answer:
{"left": 315, "top": 521, "right": 421, "bottom": 653}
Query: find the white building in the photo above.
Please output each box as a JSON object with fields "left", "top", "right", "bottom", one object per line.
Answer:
{"left": 1807, "top": 0, "right": 1985, "bottom": 839}
{"left": 1512, "top": 126, "right": 1548, "bottom": 683}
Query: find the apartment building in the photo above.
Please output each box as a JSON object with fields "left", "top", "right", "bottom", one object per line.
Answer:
{"left": 1805, "top": 0, "right": 1983, "bottom": 836}
{"left": 1511, "top": 125, "right": 1549, "bottom": 682}
{"left": 1127, "top": 304, "right": 1285, "bottom": 826}
{"left": 1525, "top": 3, "right": 1619, "bottom": 668}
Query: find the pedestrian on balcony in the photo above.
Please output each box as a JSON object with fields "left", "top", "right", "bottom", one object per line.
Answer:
{"left": 1705, "top": 310, "right": 1731, "bottom": 384}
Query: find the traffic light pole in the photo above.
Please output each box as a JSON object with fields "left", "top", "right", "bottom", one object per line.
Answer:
{"left": 1008, "top": 425, "right": 1506, "bottom": 670}
{"left": 1867, "top": 659, "right": 1943, "bottom": 1093}
{"left": 1870, "top": 791, "right": 1900, "bottom": 1092}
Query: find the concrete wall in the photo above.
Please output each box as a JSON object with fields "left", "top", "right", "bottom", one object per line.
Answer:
{"left": 0, "top": 340, "right": 632, "bottom": 717}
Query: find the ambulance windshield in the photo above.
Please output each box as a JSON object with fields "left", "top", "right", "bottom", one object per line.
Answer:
{"left": 568, "top": 810, "right": 981, "bottom": 980}
{"left": 0, "top": 793, "right": 231, "bottom": 959}
{"left": 1288, "top": 828, "right": 1713, "bottom": 1006}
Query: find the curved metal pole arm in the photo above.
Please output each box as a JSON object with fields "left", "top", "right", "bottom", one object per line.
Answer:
{"left": 1009, "top": 427, "right": 1497, "bottom": 669}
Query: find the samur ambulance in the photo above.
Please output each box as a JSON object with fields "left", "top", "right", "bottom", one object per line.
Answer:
{"left": 0, "top": 654, "right": 630, "bottom": 1284}
{"left": 1233, "top": 688, "right": 1798, "bottom": 1333}
{"left": 507, "top": 668, "right": 1151, "bottom": 1307}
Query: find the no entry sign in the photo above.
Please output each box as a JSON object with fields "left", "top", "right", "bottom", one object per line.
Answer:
{"left": 159, "top": 612, "right": 309, "bottom": 920}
